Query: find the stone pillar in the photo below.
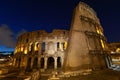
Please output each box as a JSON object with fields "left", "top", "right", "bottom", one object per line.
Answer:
{"left": 60, "top": 42, "right": 63, "bottom": 51}
{"left": 45, "top": 42, "right": 47, "bottom": 53}
{"left": 54, "top": 42, "right": 57, "bottom": 52}
{"left": 61, "top": 57, "right": 63, "bottom": 67}
{"left": 38, "top": 57, "right": 40, "bottom": 69}
{"left": 24, "top": 56, "right": 28, "bottom": 69}
{"left": 13, "top": 58, "right": 16, "bottom": 67}
{"left": 44, "top": 57, "right": 48, "bottom": 69}
{"left": 31, "top": 58, "right": 34, "bottom": 69}
{"left": 38, "top": 43, "right": 41, "bottom": 55}
{"left": 54, "top": 57, "right": 57, "bottom": 69}
{"left": 20, "top": 57, "right": 23, "bottom": 68}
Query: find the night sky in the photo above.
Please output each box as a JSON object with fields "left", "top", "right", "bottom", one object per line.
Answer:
{"left": 0, "top": 0, "right": 120, "bottom": 53}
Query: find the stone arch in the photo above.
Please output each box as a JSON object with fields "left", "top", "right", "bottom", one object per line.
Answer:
{"left": 33, "top": 57, "right": 38, "bottom": 69}
{"left": 47, "top": 57, "right": 54, "bottom": 69}
{"left": 57, "top": 57, "right": 61, "bottom": 68}
{"left": 34, "top": 42, "right": 39, "bottom": 51}
{"left": 40, "top": 58, "right": 44, "bottom": 68}
{"left": 34, "top": 42, "right": 39, "bottom": 54}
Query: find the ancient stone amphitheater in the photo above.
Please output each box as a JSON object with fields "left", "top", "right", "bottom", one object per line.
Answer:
{"left": 11, "top": 2, "right": 116, "bottom": 80}
{"left": 13, "top": 29, "right": 69, "bottom": 71}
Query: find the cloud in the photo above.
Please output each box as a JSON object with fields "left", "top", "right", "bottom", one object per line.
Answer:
{"left": 0, "top": 24, "right": 15, "bottom": 48}
{"left": 17, "top": 29, "right": 27, "bottom": 38}
{"left": 0, "top": 24, "right": 27, "bottom": 49}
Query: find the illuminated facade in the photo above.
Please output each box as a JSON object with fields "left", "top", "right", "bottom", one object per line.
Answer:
{"left": 13, "top": 2, "right": 110, "bottom": 77}
{"left": 13, "top": 30, "right": 69, "bottom": 71}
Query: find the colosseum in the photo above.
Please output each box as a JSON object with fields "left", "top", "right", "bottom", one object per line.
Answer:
{"left": 13, "top": 29, "right": 69, "bottom": 72}
{"left": 12, "top": 2, "right": 111, "bottom": 78}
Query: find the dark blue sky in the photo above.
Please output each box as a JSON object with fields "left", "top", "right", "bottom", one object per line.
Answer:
{"left": 0, "top": 0, "right": 120, "bottom": 52}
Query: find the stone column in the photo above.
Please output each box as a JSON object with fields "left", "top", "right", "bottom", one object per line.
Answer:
{"left": 24, "top": 56, "right": 28, "bottom": 70}
{"left": 20, "top": 57, "right": 23, "bottom": 68}
{"left": 44, "top": 57, "right": 48, "bottom": 69}
{"left": 38, "top": 43, "right": 41, "bottom": 55}
{"left": 45, "top": 42, "right": 47, "bottom": 53}
{"left": 61, "top": 42, "right": 64, "bottom": 51}
{"left": 31, "top": 58, "right": 34, "bottom": 69}
{"left": 38, "top": 57, "right": 40, "bottom": 69}
{"left": 13, "top": 58, "right": 16, "bottom": 67}
{"left": 61, "top": 57, "right": 63, "bottom": 67}
{"left": 54, "top": 57, "right": 57, "bottom": 69}
{"left": 54, "top": 42, "right": 57, "bottom": 52}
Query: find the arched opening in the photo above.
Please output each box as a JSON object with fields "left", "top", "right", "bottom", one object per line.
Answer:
{"left": 42, "top": 42, "right": 45, "bottom": 54}
{"left": 18, "top": 57, "right": 21, "bottom": 68}
{"left": 26, "top": 57, "right": 32, "bottom": 71}
{"left": 33, "top": 57, "right": 38, "bottom": 69}
{"left": 15, "top": 58, "right": 19, "bottom": 67}
{"left": 34, "top": 42, "right": 39, "bottom": 51}
{"left": 57, "top": 42, "right": 59, "bottom": 49}
{"left": 40, "top": 58, "right": 44, "bottom": 68}
{"left": 35, "top": 42, "right": 39, "bottom": 54}
{"left": 47, "top": 57, "right": 54, "bottom": 69}
{"left": 57, "top": 57, "right": 61, "bottom": 68}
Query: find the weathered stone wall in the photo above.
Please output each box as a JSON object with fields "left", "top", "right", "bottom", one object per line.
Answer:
{"left": 63, "top": 2, "right": 109, "bottom": 71}
{"left": 13, "top": 29, "right": 69, "bottom": 71}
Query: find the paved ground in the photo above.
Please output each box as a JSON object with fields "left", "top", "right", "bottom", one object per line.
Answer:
{"left": 40, "top": 69, "right": 120, "bottom": 80}
{"left": 59, "top": 69, "right": 120, "bottom": 80}
{"left": 1, "top": 65, "right": 120, "bottom": 80}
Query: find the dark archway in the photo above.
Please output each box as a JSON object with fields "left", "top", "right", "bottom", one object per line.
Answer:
{"left": 57, "top": 57, "right": 61, "bottom": 68}
{"left": 41, "top": 42, "right": 45, "bottom": 55}
{"left": 47, "top": 57, "right": 54, "bottom": 69}
{"left": 57, "top": 42, "right": 60, "bottom": 49}
{"left": 26, "top": 57, "right": 32, "bottom": 71}
{"left": 40, "top": 58, "right": 44, "bottom": 68}
{"left": 18, "top": 57, "right": 21, "bottom": 68}
{"left": 33, "top": 57, "right": 38, "bottom": 69}
{"left": 15, "top": 58, "right": 18, "bottom": 67}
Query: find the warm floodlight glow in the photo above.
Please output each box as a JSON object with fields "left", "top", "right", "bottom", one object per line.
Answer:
{"left": 24, "top": 47, "right": 28, "bottom": 54}
{"left": 34, "top": 42, "right": 39, "bottom": 51}
{"left": 96, "top": 26, "right": 103, "bottom": 35}
{"left": 96, "top": 27, "right": 100, "bottom": 34}
{"left": 21, "top": 47, "right": 23, "bottom": 52}
{"left": 29, "top": 43, "right": 32, "bottom": 51}
{"left": 64, "top": 42, "right": 67, "bottom": 50}
{"left": 100, "top": 39, "right": 105, "bottom": 49}
{"left": 116, "top": 48, "right": 120, "bottom": 53}
{"left": 59, "top": 43, "right": 62, "bottom": 50}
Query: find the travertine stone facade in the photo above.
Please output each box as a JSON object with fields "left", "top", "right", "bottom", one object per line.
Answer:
{"left": 63, "top": 2, "right": 109, "bottom": 71}
{"left": 13, "top": 2, "right": 110, "bottom": 74}
{"left": 13, "top": 29, "right": 69, "bottom": 71}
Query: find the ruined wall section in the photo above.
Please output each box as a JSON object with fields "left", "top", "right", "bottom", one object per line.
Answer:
{"left": 14, "top": 29, "right": 69, "bottom": 55}
{"left": 13, "top": 29, "right": 69, "bottom": 69}
{"left": 63, "top": 2, "right": 109, "bottom": 72}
